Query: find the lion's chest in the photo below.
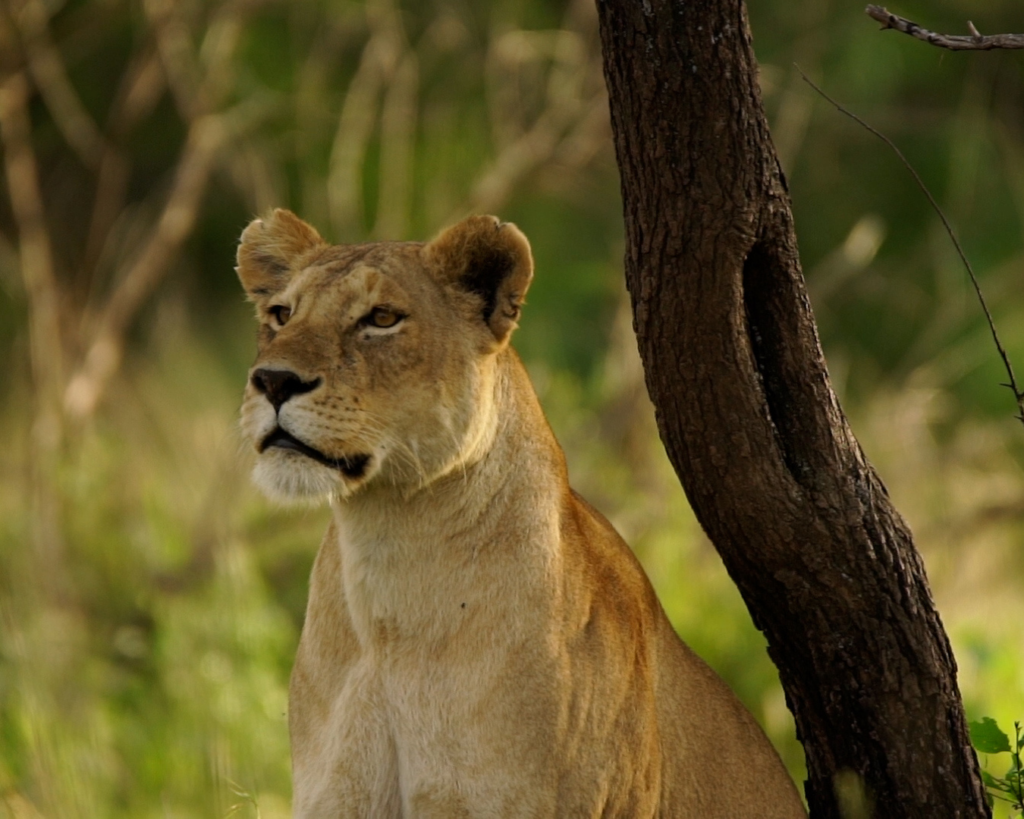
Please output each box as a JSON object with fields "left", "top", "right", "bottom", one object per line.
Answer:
{"left": 290, "top": 524, "right": 560, "bottom": 817}
{"left": 291, "top": 629, "right": 562, "bottom": 818}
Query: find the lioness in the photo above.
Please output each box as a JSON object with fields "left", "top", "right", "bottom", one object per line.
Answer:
{"left": 236, "top": 209, "right": 806, "bottom": 818}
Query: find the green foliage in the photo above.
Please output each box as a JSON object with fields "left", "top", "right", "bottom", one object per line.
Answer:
{"left": 973, "top": 717, "right": 1013, "bottom": 755}
{"left": 971, "top": 718, "right": 1024, "bottom": 816}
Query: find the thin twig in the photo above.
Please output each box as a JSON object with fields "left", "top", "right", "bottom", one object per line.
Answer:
{"left": 797, "top": 67, "right": 1024, "bottom": 427}
{"left": 865, "top": 6, "right": 1024, "bottom": 51}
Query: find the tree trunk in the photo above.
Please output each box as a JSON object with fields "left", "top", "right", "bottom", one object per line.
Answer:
{"left": 595, "top": 1, "right": 990, "bottom": 816}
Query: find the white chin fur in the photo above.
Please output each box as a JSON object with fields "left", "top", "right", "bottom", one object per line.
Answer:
{"left": 252, "top": 453, "right": 343, "bottom": 504}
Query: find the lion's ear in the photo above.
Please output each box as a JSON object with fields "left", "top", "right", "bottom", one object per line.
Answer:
{"left": 425, "top": 215, "right": 534, "bottom": 345}
{"left": 236, "top": 209, "right": 325, "bottom": 301}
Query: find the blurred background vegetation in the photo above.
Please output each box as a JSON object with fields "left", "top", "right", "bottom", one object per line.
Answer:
{"left": 0, "top": 0, "right": 1022, "bottom": 815}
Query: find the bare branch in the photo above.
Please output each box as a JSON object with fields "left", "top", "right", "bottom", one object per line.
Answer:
{"left": 64, "top": 112, "right": 226, "bottom": 420}
{"left": 0, "top": 72, "right": 65, "bottom": 422}
{"left": 143, "top": 0, "right": 205, "bottom": 120}
{"left": 144, "top": 0, "right": 243, "bottom": 120}
{"left": 108, "top": 48, "right": 167, "bottom": 138}
{"left": 0, "top": 69, "right": 67, "bottom": 586}
{"left": 14, "top": 0, "right": 106, "bottom": 167}
{"left": 460, "top": 111, "right": 562, "bottom": 217}
{"left": 451, "top": 25, "right": 607, "bottom": 222}
{"left": 865, "top": 5, "right": 1024, "bottom": 51}
{"left": 798, "top": 67, "right": 1024, "bottom": 427}
{"left": 65, "top": 0, "right": 250, "bottom": 419}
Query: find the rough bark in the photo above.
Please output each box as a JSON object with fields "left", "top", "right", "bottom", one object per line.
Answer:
{"left": 595, "top": 0, "right": 990, "bottom": 816}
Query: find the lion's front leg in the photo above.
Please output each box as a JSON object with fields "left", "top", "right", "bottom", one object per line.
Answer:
{"left": 290, "top": 661, "right": 402, "bottom": 819}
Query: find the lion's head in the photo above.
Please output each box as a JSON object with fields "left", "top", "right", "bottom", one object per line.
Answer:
{"left": 236, "top": 209, "right": 534, "bottom": 501}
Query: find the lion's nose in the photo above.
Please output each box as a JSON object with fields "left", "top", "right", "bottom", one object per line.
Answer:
{"left": 251, "top": 368, "right": 321, "bottom": 412}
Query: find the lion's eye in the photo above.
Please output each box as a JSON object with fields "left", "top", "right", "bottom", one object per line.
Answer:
{"left": 366, "top": 307, "right": 403, "bottom": 329}
{"left": 269, "top": 305, "right": 292, "bottom": 326}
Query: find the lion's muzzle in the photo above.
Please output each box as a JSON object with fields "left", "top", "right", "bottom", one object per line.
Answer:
{"left": 259, "top": 427, "right": 371, "bottom": 479}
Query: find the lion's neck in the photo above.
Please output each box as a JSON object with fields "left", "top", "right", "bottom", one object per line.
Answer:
{"left": 328, "top": 349, "right": 567, "bottom": 648}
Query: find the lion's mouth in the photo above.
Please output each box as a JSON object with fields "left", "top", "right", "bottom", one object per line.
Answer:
{"left": 259, "top": 427, "right": 371, "bottom": 479}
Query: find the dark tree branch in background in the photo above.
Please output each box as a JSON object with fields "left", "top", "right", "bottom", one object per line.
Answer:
{"left": 866, "top": 5, "right": 1024, "bottom": 51}
{"left": 596, "top": 0, "right": 991, "bottom": 815}
{"left": 798, "top": 69, "right": 1024, "bottom": 427}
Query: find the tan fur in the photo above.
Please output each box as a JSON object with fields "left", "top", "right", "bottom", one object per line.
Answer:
{"left": 236, "top": 209, "right": 807, "bottom": 818}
